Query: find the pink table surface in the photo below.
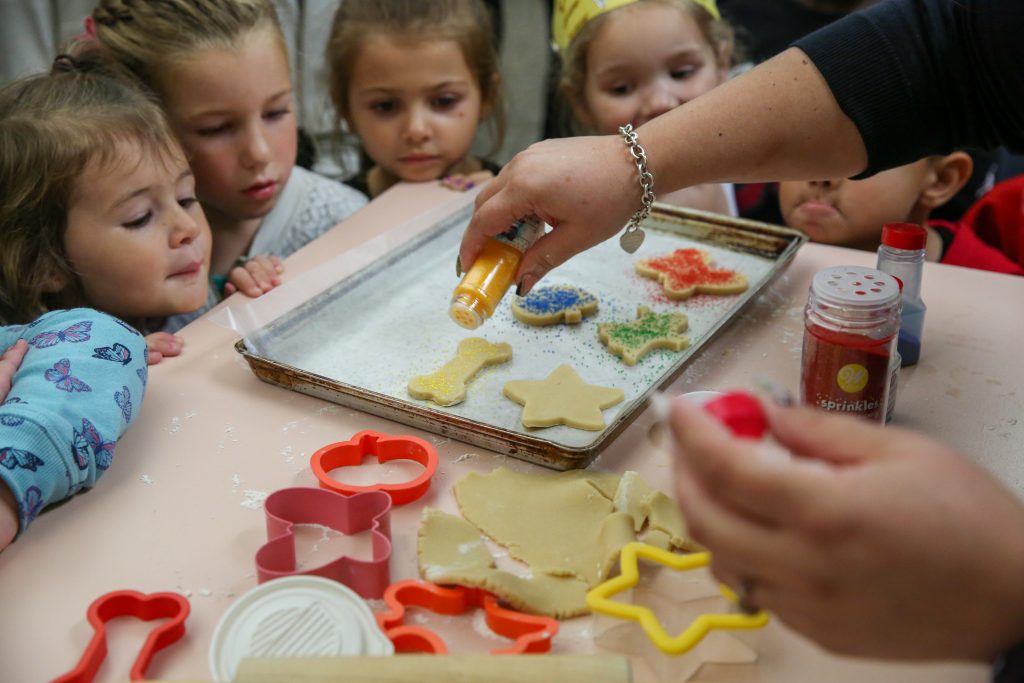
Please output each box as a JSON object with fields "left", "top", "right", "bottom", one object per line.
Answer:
{"left": 3, "top": 182, "right": 1017, "bottom": 682}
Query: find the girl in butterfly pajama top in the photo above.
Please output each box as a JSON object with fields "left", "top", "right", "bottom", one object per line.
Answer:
{"left": 0, "top": 310, "right": 147, "bottom": 550}
{"left": 0, "top": 55, "right": 211, "bottom": 549}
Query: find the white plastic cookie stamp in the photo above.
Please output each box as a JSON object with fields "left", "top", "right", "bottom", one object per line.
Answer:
{"left": 503, "top": 364, "right": 624, "bottom": 431}
{"left": 408, "top": 337, "right": 512, "bottom": 407}
{"left": 511, "top": 285, "right": 599, "bottom": 326}
{"left": 208, "top": 575, "right": 393, "bottom": 682}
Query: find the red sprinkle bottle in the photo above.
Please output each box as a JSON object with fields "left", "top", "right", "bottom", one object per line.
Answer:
{"left": 801, "top": 266, "right": 901, "bottom": 423}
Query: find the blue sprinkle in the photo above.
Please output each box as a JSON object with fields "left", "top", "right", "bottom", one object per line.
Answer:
{"left": 515, "top": 285, "right": 597, "bottom": 315}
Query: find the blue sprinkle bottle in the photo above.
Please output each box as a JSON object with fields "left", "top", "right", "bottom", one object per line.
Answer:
{"left": 876, "top": 223, "right": 927, "bottom": 365}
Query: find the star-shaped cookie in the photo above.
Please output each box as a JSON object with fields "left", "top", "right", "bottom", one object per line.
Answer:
{"left": 503, "top": 364, "right": 624, "bottom": 431}
{"left": 635, "top": 247, "right": 748, "bottom": 300}
{"left": 598, "top": 306, "right": 689, "bottom": 365}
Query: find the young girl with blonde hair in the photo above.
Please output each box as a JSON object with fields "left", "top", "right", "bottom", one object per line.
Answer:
{"left": 0, "top": 56, "right": 203, "bottom": 549}
{"left": 326, "top": 0, "right": 506, "bottom": 198}
{"left": 87, "top": 0, "right": 368, "bottom": 328}
{"left": 556, "top": 0, "right": 738, "bottom": 215}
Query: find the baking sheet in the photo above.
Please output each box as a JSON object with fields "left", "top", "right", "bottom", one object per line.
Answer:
{"left": 239, "top": 202, "right": 805, "bottom": 469}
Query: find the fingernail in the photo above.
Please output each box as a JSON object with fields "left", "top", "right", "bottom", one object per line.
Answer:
{"left": 517, "top": 273, "right": 538, "bottom": 296}
{"left": 464, "top": 181, "right": 476, "bottom": 189}
{"left": 456, "top": 256, "right": 463, "bottom": 277}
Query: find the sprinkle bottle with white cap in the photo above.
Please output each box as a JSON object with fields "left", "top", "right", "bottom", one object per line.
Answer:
{"left": 801, "top": 266, "right": 901, "bottom": 423}
{"left": 876, "top": 222, "right": 927, "bottom": 365}
{"left": 449, "top": 216, "right": 544, "bottom": 329}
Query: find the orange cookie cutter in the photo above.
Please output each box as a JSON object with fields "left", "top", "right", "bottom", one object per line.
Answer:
{"left": 376, "top": 580, "right": 559, "bottom": 654}
{"left": 255, "top": 487, "right": 392, "bottom": 599}
{"left": 310, "top": 430, "right": 438, "bottom": 505}
{"left": 52, "top": 589, "right": 190, "bottom": 683}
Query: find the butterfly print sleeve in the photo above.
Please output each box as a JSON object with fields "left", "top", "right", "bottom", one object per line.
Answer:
{"left": 0, "top": 309, "right": 147, "bottom": 535}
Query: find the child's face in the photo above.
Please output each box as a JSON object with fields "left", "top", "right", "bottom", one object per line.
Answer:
{"left": 778, "top": 161, "right": 934, "bottom": 249}
{"left": 63, "top": 142, "right": 212, "bottom": 319}
{"left": 345, "top": 35, "right": 486, "bottom": 183}
{"left": 576, "top": 2, "right": 727, "bottom": 133}
{"left": 161, "top": 28, "right": 297, "bottom": 225}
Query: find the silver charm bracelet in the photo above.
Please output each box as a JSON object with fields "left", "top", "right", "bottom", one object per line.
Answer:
{"left": 618, "top": 123, "right": 655, "bottom": 254}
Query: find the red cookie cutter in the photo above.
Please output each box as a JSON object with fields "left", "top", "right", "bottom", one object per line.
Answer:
{"left": 52, "top": 589, "right": 190, "bottom": 683}
{"left": 311, "top": 430, "right": 438, "bottom": 505}
{"left": 376, "top": 580, "right": 559, "bottom": 654}
{"left": 255, "top": 487, "right": 392, "bottom": 599}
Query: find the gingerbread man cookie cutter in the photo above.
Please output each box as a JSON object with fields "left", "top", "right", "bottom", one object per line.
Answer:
{"left": 408, "top": 337, "right": 512, "bottom": 406}
{"left": 310, "top": 430, "right": 438, "bottom": 505}
{"left": 255, "top": 487, "right": 393, "bottom": 599}
{"left": 376, "top": 580, "right": 559, "bottom": 654}
{"left": 52, "top": 589, "right": 190, "bottom": 683}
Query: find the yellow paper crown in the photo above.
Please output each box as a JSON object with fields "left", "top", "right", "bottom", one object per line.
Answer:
{"left": 553, "top": 0, "right": 721, "bottom": 53}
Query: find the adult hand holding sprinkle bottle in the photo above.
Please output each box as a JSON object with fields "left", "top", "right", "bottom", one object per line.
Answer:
{"left": 456, "top": 0, "right": 1024, "bottom": 672}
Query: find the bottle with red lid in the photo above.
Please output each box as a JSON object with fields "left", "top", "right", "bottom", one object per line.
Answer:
{"left": 801, "top": 266, "right": 901, "bottom": 423}
{"left": 877, "top": 223, "right": 927, "bottom": 365}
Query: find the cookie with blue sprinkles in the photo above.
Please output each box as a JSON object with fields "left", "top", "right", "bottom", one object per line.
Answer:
{"left": 511, "top": 285, "right": 599, "bottom": 326}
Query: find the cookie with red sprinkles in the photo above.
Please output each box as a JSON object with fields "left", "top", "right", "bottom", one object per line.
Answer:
{"left": 635, "top": 248, "right": 747, "bottom": 300}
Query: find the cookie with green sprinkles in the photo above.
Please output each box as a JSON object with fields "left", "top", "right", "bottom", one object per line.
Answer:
{"left": 512, "top": 284, "right": 599, "bottom": 326}
{"left": 597, "top": 306, "right": 689, "bottom": 366}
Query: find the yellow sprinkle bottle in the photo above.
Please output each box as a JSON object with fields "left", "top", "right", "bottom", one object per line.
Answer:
{"left": 449, "top": 216, "right": 544, "bottom": 329}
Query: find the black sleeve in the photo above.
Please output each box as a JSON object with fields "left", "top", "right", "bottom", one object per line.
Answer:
{"left": 794, "top": 0, "right": 1024, "bottom": 177}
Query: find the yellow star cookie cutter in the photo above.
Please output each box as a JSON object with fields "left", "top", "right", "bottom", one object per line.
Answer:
{"left": 586, "top": 542, "right": 769, "bottom": 655}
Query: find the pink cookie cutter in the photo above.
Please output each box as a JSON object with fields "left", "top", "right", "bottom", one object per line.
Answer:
{"left": 255, "top": 487, "right": 392, "bottom": 599}
{"left": 310, "top": 430, "right": 438, "bottom": 505}
{"left": 52, "top": 589, "right": 190, "bottom": 683}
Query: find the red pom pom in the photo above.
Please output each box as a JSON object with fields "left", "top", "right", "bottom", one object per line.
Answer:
{"left": 703, "top": 391, "right": 767, "bottom": 439}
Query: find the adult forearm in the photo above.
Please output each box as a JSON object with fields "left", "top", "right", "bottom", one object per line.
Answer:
{"left": 639, "top": 48, "right": 867, "bottom": 192}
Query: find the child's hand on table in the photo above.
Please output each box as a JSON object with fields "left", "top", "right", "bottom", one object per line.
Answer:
{"left": 0, "top": 339, "right": 28, "bottom": 550}
{"left": 441, "top": 170, "right": 494, "bottom": 192}
{"left": 0, "top": 339, "right": 27, "bottom": 402}
{"left": 145, "top": 332, "right": 184, "bottom": 365}
{"left": 224, "top": 254, "right": 284, "bottom": 297}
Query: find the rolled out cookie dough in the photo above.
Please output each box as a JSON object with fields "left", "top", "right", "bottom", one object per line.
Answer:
{"left": 415, "top": 468, "right": 697, "bottom": 617}
{"left": 418, "top": 507, "right": 592, "bottom": 618}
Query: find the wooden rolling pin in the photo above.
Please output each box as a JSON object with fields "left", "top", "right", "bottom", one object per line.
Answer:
{"left": 233, "top": 655, "right": 633, "bottom": 682}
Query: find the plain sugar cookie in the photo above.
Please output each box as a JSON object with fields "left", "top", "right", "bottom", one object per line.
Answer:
{"left": 503, "top": 364, "right": 623, "bottom": 431}
{"left": 511, "top": 285, "right": 598, "bottom": 326}
{"left": 598, "top": 306, "right": 689, "bottom": 365}
{"left": 635, "top": 247, "right": 748, "bottom": 300}
{"left": 408, "top": 337, "right": 512, "bottom": 407}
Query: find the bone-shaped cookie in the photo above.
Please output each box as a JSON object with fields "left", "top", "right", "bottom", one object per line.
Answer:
{"left": 408, "top": 338, "right": 512, "bottom": 406}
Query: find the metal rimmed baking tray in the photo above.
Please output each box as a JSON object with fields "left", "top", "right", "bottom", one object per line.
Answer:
{"left": 236, "top": 202, "right": 805, "bottom": 470}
